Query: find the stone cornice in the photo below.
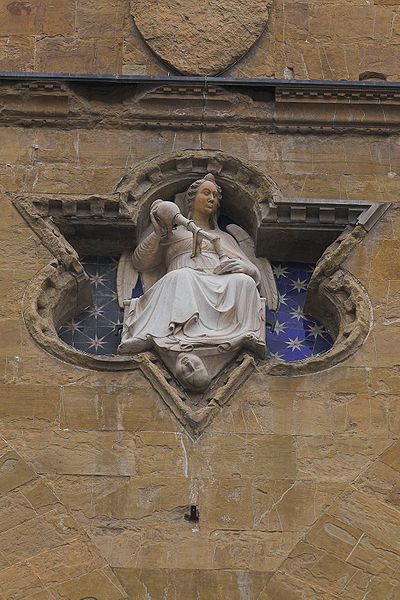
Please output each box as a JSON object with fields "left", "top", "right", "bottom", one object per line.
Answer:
{"left": 275, "top": 86, "right": 400, "bottom": 104}
{"left": 0, "top": 71, "right": 399, "bottom": 90}
{"left": 260, "top": 199, "right": 390, "bottom": 230}
{"left": 0, "top": 74, "right": 399, "bottom": 134}
{"left": 20, "top": 192, "right": 390, "bottom": 232}
{"left": 13, "top": 148, "right": 390, "bottom": 265}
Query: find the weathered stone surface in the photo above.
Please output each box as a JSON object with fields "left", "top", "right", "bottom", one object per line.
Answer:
{"left": 24, "top": 477, "right": 59, "bottom": 510}
{"left": 0, "top": 562, "right": 50, "bottom": 600}
{"left": 0, "top": 319, "right": 21, "bottom": 358}
{"left": 60, "top": 379, "right": 176, "bottom": 432}
{"left": 347, "top": 533, "right": 400, "bottom": 582}
{"left": 381, "top": 440, "right": 400, "bottom": 472}
{"left": 0, "top": 508, "right": 79, "bottom": 563}
{"left": 131, "top": 0, "right": 271, "bottom": 75}
{"left": 94, "top": 476, "right": 191, "bottom": 520}
{"left": 355, "top": 459, "right": 400, "bottom": 510}
{"left": 329, "top": 488, "right": 400, "bottom": 554}
{"left": 116, "top": 568, "right": 273, "bottom": 600}
{"left": 75, "top": 0, "right": 128, "bottom": 39}
{"left": 0, "top": 0, "right": 398, "bottom": 78}
{"left": 5, "top": 430, "right": 188, "bottom": 477}
{"left": 53, "top": 568, "right": 127, "bottom": 599}
{"left": 27, "top": 537, "right": 106, "bottom": 587}
{"left": 88, "top": 525, "right": 301, "bottom": 571}
{"left": 122, "top": 34, "right": 169, "bottom": 76}
{"left": 33, "top": 130, "right": 79, "bottom": 165}
{"left": 282, "top": 540, "right": 361, "bottom": 596}
{"left": 0, "top": 384, "right": 59, "bottom": 426}
{"left": 0, "top": 445, "right": 128, "bottom": 597}
{"left": 190, "top": 433, "right": 296, "bottom": 479}
{"left": 260, "top": 571, "right": 337, "bottom": 600}
{"left": 0, "top": 0, "right": 74, "bottom": 36}
{"left": 331, "top": 393, "right": 389, "bottom": 437}
{"left": 305, "top": 514, "right": 364, "bottom": 561}
{"left": 252, "top": 481, "right": 345, "bottom": 532}
{"left": 0, "top": 36, "right": 34, "bottom": 71}
{"left": 296, "top": 435, "right": 391, "bottom": 482}
{"left": 24, "top": 163, "right": 127, "bottom": 195}
{"left": 210, "top": 530, "right": 302, "bottom": 572}
{"left": 78, "top": 130, "right": 133, "bottom": 168}
{"left": 35, "top": 36, "right": 121, "bottom": 74}
{"left": 0, "top": 450, "right": 36, "bottom": 495}
{"left": 0, "top": 489, "right": 36, "bottom": 534}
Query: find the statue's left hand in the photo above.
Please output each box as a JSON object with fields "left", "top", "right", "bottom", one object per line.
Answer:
{"left": 214, "top": 258, "right": 256, "bottom": 278}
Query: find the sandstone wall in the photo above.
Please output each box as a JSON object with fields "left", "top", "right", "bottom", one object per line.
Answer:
{"left": 0, "top": 0, "right": 399, "bottom": 80}
{"left": 1, "top": 0, "right": 400, "bottom": 599}
{"left": 1, "top": 114, "right": 400, "bottom": 597}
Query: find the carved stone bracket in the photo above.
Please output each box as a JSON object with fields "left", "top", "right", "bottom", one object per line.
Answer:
{"left": 13, "top": 148, "right": 389, "bottom": 262}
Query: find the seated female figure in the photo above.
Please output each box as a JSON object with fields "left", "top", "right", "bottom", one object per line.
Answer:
{"left": 118, "top": 174, "right": 265, "bottom": 391}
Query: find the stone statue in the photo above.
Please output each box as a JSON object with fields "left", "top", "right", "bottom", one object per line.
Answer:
{"left": 117, "top": 174, "right": 278, "bottom": 391}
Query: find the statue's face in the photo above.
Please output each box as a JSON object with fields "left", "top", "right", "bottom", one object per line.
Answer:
{"left": 193, "top": 181, "right": 219, "bottom": 217}
{"left": 176, "top": 352, "right": 210, "bottom": 390}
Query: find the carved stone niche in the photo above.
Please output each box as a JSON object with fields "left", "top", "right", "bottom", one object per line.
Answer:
{"left": 13, "top": 150, "right": 390, "bottom": 438}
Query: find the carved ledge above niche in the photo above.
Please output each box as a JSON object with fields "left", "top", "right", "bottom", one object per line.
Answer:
{"left": 257, "top": 198, "right": 390, "bottom": 262}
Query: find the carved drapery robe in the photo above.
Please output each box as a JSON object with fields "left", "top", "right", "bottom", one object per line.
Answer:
{"left": 118, "top": 226, "right": 265, "bottom": 355}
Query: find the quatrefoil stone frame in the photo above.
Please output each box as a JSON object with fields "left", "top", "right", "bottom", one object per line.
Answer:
{"left": 13, "top": 150, "right": 389, "bottom": 437}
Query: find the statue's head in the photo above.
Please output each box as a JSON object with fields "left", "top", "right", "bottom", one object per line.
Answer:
{"left": 184, "top": 173, "right": 222, "bottom": 229}
{"left": 176, "top": 352, "right": 211, "bottom": 391}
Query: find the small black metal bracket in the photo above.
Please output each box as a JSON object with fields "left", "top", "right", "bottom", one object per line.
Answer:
{"left": 114, "top": 323, "right": 123, "bottom": 337}
{"left": 184, "top": 505, "right": 199, "bottom": 523}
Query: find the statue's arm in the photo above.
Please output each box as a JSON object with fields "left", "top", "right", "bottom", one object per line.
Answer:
{"left": 213, "top": 230, "right": 261, "bottom": 285}
{"left": 225, "top": 225, "right": 278, "bottom": 309}
{"left": 132, "top": 232, "right": 164, "bottom": 271}
{"left": 244, "top": 259, "right": 261, "bottom": 286}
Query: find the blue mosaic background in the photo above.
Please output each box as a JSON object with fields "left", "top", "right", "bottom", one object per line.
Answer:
{"left": 59, "top": 257, "right": 124, "bottom": 355}
{"left": 267, "top": 262, "right": 333, "bottom": 362}
{"left": 58, "top": 256, "right": 333, "bottom": 361}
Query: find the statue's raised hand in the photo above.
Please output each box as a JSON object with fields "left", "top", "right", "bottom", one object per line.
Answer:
{"left": 193, "top": 228, "right": 229, "bottom": 262}
{"left": 149, "top": 209, "right": 161, "bottom": 236}
{"left": 150, "top": 199, "right": 183, "bottom": 239}
{"left": 150, "top": 204, "right": 169, "bottom": 238}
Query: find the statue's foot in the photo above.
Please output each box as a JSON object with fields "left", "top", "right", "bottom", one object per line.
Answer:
{"left": 118, "top": 337, "right": 151, "bottom": 354}
{"left": 244, "top": 334, "right": 266, "bottom": 359}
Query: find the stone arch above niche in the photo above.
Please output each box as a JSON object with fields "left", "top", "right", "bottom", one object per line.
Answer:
{"left": 114, "top": 149, "right": 283, "bottom": 242}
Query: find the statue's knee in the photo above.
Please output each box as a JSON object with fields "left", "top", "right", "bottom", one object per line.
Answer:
{"left": 235, "top": 273, "right": 254, "bottom": 286}
{"left": 164, "top": 270, "right": 180, "bottom": 283}
{"left": 166, "top": 268, "right": 192, "bottom": 284}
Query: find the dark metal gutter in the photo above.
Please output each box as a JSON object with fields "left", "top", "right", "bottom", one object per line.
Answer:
{"left": 0, "top": 71, "right": 399, "bottom": 91}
